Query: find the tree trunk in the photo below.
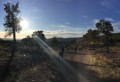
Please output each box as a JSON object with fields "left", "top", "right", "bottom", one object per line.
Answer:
{"left": 8, "top": 26, "right": 16, "bottom": 66}
{"left": 5, "top": 14, "right": 16, "bottom": 72}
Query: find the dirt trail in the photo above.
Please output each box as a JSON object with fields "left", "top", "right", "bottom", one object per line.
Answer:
{"left": 65, "top": 52, "right": 90, "bottom": 64}
{"left": 64, "top": 52, "right": 105, "bottom": 82}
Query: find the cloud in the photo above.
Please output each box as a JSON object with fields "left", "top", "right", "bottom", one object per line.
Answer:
{"left": 82, "top": 16, "right": 88, "bottom": 19}
{"left": 93, "top": 19, "right": 99, "bottom": 24}
{"left": 1, "top": 23, "right": 87, "bottom": 39}
{"left": 0, "top": 23, "right": 95, "bottom": 39}
{"left": 112, "top": 22, "right": 120, "bottom": 27}
{"left": 44, "top": 30, "right": 85, "bottom": 38}
{"left": 105, "top": 18, "right": 114, "bottom": 21}
{"left": 112, "top": 22, "right": 120, "bottom": 32}
{"left": 58, "top": 32, "right": 85, "bottom": 38}
{"left": 17, "top": 21, "right": 120, "bottom": 39}
{"left": 92, "top": 18, "right": 114, "bottom": 24}
{"left": 58, "top": 25, "right": 67, "bottom": 28}
{"left": 100, "top": 0, "right": 112, "bottom": 8}
{"left": 43, "top": 24, "right": 93, "bottom": 38}
{"left": 0, "top": 31, "right": 34, "bottom": 39}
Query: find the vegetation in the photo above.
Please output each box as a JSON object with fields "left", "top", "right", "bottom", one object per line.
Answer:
{"left": 96, "top": 19, "right": 113, "bottom": 53}
{"left": 87, "top": 50, "right": 120, "bottom": 79}
{"left": 3, "top": 2, "right": 21, "bottom": 73}
{"left": 32, "top": 30, "right": 46, "bottom": 41}
{"left": 51, "top": 37, "right": 58, "bottom": 48}
{"left": 21, "top": 30, "right": 46, "bottom": 50}
{"left": 83, "top": 29, "right": 99, "bottom": 45}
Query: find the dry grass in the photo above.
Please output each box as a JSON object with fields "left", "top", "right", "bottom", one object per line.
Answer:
{"left": 18, "top": 63, "right": 55, "bottom": 82}
{"left": 0, "top": 45, "right": 10, "bottom": 65}
{"left": 0, "top": 44, "right": 66, "bottom": 82}
{"left": 86, "top": 47, "right": 120, "bottom": 79}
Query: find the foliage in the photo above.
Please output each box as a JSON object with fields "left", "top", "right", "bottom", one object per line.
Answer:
{"left": 3, "top": 2, "right": 21, "bottom": 37}
{"left": 3, "top": 2, "right": 22, "bottom": 76}
{"left": 51, "top": 37, "right": 58, "bottom": 47}
{"left": 22, "top": 35, "right": 33, "bottom": 47}
{"left": 96, "top": 19, "right": 114, "bottom": 53}
{"left": 96, "top": 19, "right": 113, "bottom": 35}
{"left": 83, "top": 29, "right": 99, "bottom": 44}
{"left": 22, "top": 31, "right": 46, "bottom": 50}
{"left": 32, "top": 30, "right": 46, "bottom": 41}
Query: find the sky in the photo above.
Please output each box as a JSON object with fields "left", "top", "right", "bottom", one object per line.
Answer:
{"left": 0, "top": 0, "right": 120, "bottom": 39}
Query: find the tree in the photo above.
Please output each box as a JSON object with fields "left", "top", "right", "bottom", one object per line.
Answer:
{"left": 3, "top": 2, "right": 21, "bottom": 70}
{"left": 92, "top": 30, "right": 99, "bottom": 43}
{"left": 96, "top": 19, "right": 113, "bottom": 53}
{"left": 32, "top": 30, "right": 46, "bottom": 50}
{"left": 83, "top": 29, "right": 99, "bottom": 44}
{"left": 22, "top": 35, "right": 32, "bottom": 47}
{"left": 32, "top": 30, "right": 46, "bottom": 41}
{"left": 52, "top": 37, "right": 58, "bottom": 47}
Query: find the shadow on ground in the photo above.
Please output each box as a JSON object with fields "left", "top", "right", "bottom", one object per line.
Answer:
{"left": 66, "top": 59, "right": 120, "bottom": 82}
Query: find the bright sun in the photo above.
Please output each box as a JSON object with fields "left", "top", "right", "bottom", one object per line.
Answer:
{"left": 20, "top": 20, "right": 29, "bottom": 28}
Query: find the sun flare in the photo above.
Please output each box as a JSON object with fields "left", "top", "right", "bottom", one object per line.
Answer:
{"left": 20, "top": 19, "right": 29, "bottom": 28}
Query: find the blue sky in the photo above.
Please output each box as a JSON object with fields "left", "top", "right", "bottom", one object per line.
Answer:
{"left": 0, "top": 0, "right": 120, "bottom": 39}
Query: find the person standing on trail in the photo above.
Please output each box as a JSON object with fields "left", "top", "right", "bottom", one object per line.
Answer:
{"left": 79, "top": 45, "right": 82, "bottom": 52}
{"left": 59, "top": 45, "right": 64, "bottom": 58}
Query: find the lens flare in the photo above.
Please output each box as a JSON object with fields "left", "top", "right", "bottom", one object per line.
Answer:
{"left": 33, "top": 36, "right": 89, "bottom": 82}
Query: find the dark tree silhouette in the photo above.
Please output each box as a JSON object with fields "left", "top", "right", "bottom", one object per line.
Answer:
{"left": 91, "top": 30, "right": 99, "bottom": 43}
{"left": 32, "top": 30, "right": 46, "bottom": 41}
{"left": 31, "top": 30, "right": 46, "bottom": 50}
{"left": 83, "top": 29, "right": 99, "bottom": 45}
{"left": 22, "top": 35, "right": 33, "bottom": 48}
{"left": 96, "top": 19, "right": 113, "bottom": 53}
{"left": 3, "top": 2, "right": 21, "bottom": 72}
{"left": 52, "top": 37, "right": 58, "bottom": 47}
{"left": 22, "top": 38, "right": 27, "bottom": 46}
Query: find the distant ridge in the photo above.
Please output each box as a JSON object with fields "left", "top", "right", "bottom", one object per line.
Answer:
{"left": 46, "top": 37, "right": 82, "bottom": 44}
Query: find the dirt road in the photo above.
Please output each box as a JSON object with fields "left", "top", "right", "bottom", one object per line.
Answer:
{"left": 64, "top": 52, "right": 113, "bottom": 82}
